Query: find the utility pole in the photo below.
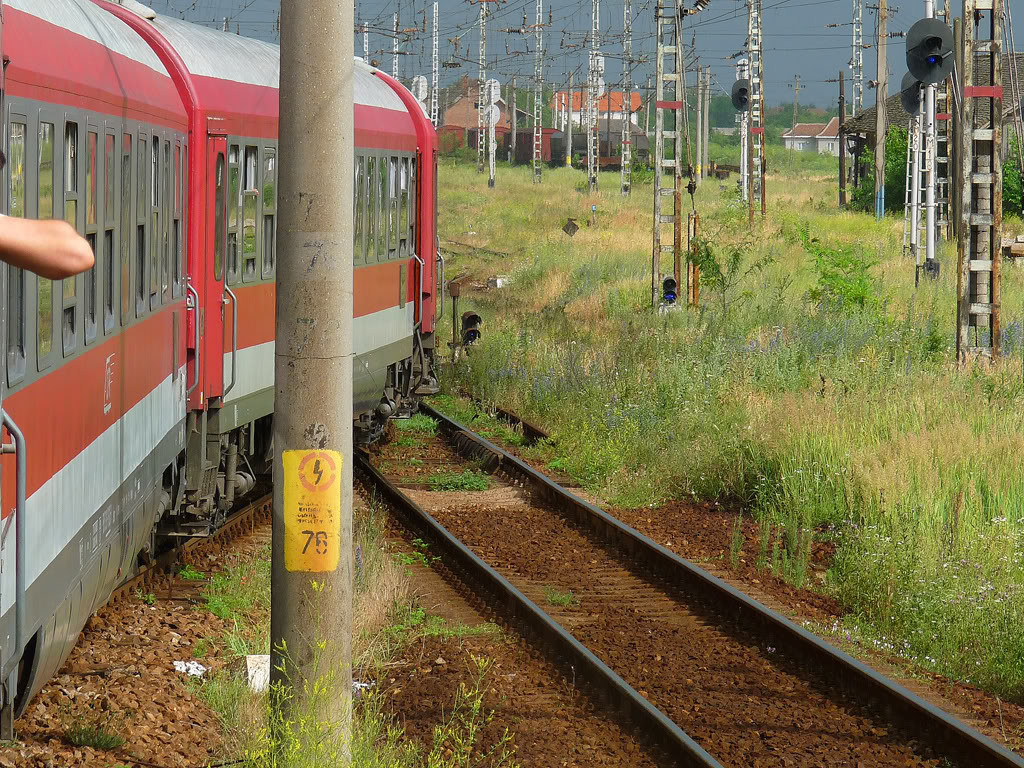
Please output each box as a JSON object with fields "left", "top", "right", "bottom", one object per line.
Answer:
{"left": 738, "top": 58, "right": 749, "bottom": 202}
{"left": 567, "top": 72, "right": 574, "bottom": 165}
{"left": 839, "top": 71, "right": 847, "bottom": 206}
{"left": 477, "top": 2, "right": 488, "bottom": 173}
{"left": 923, "top": 0, "right": 937, "bottom": 271}
{"left": 622, "top": 0, "right": 633, "bottom": 195}
{"left": 956, "top": 0, "right": 1002, "bottom": 361}
{"left": 431, "top": 2, "right": 439, "bottom": 127}
{"left": 587, "top": 0, "right": 601, "bottom": 193}
{"left": 696, "top": 65, "right": 703, "bottom": 183}
{"left": 533, "top": 0, "right": 544, "bottom": 183}
{"left": 852, "top": 0, "right": 864, "bottom": 115}
{"left": 273, "top": 0, "right": 353, "bottom": 749}
{"left": 646, "top": 74, "right": 653, "bottom": 139}
{"left": 790, "top": 74, "right": 801, "bottom": 130}
{"left": 873, "top": 0, "right": 887, "bottom": 219}
{"left": 392, "top": 13, "right": 399, "bottom": 79}
{"left": 703, "top": 68, "right": 710, "bottom": 178}
{"left": 511, "top": 76, "right": 518, "bottom": 163}
{"left": 363, "top": 23, "right": 369, "bottom": 62}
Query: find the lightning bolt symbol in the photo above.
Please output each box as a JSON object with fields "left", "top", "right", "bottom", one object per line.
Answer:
{"left": 313, "top": 459, "right": 323, "bottom": 485}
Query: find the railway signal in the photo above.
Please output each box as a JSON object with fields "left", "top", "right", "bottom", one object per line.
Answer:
{"left": 661, "top": 277, "right": 678, "bottom": 305}
{"left": 731, "top": 78, "right": 751, "bottom": 110}
{"left": 905, "top": 17, "right": 954, "bottom": 84}
{"left": 899, "top": 71, "right": 923, "bottom": 115}
{"left": 461, "top": 312, "right": 483, "bottom": 346}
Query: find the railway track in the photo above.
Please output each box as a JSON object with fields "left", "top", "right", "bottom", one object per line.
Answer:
{"left": 107, "top": 492, "right": 272, "bottom": 607}
{"left": 360, "top": 403, "right": 1024, "bottom": 768}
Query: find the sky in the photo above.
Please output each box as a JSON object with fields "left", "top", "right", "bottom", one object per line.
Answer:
{"left": 143, "top": 0, "right": 1022, "bottom": 111}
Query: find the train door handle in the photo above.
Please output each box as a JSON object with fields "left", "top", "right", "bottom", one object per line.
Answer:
{"left": 186, "top": 280, "right": 201, "bottom": 397}
{"left": 222, "top": 286, "right": 238, "bottom": 397}
{"left": 1, "top": 410, "right": 27, "bottom": 685}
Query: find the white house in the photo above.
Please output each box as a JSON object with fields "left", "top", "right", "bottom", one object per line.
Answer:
{"left": 782, "top": 117, "right": 841, "bottom": 156}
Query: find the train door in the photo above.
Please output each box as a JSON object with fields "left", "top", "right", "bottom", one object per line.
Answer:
{"left": 200, "top": 129, "right": 226, "bottom": 405}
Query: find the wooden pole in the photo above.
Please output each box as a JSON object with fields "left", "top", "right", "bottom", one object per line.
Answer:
{"left": 839, "top": 71, "right": 847, "bottom": 207}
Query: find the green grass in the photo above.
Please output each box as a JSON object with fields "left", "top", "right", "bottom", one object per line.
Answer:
{"left": 427, "top": 470, "right": 490, "bottom": 492}
{"left": 61, "top": 706, "right": 126, "bottom": 751}
{"left": 543, "top": 587, "right": 579, "bottom": 608}
{"left": 396, "top": 412, "right": 438, "bottom": 435}
{"left": 178, "top": 563, "right": 206, "bottom": 581}
{"left": 437, "top": 159, "right": 1024, "bottom": 702}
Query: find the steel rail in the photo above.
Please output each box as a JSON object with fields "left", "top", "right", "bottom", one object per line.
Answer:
{"left": 419, "top": 403, "right": 1024, "bottom": 768}
{"left": 354, "top": 452, "right": 722, "bottom": 768}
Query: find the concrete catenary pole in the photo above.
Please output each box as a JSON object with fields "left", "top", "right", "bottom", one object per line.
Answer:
{"left": 874, "top": 0, "right": 887, "bottom": 219}
{"left": 567, "top": 71, "right": 574, "bottom": 165}
{"left": 477, "top": 2, "right": 487, "bottom": 173}
{"left": 511, "top": 76, "right": 517, "bottom": 163}
{"left": 696, "top": 64, "right": 703, "bottom": 182}
{"left": 272, "top": 0, "right": 353, "bottom": 748}
{"left": 430, "top": 2, "right": 440, "bottom": 127}
{"left": 703, "top": 68, "right": 710, "bottom": 177}
{"left": 839, "top": 71, "right": 847, "bottom": 206}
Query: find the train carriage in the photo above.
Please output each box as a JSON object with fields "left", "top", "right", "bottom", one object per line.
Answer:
{"left": 0, "top": 0, "right": 439, "bottom": 728}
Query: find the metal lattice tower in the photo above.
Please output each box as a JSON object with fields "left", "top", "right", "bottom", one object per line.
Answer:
{"left": 431, "top": 2, "right": 439, "bottom": 127}
{"left": 392, "top": 13, "right": 399, "bottom": 79}
{"left": 621, "top": 0, "right": 633, "bottom": 195}
{"left": 651, "top": 0, "right": 684, "bottom": 307}
{"left": 363, "top": 24, "right": 369, "bottom": 62}
{"left": 747, "top": 0, "right": 765, "bottom": 217}
{"left": 587, "top": 0, "right": 600, "bottom": 193}
{"left": 533, "top": 0, "right": 544, "bottom": 183}
{"left": 934, "top": 0, "right": 951, "bottom": 236}
{"left": 851, "top": 0, "right": 864, "bottom": 116}
{"left": 477, "top": 2, "right": 487, "bottom": 174}
{"left": 956, "top": 0, "right": 1003, "bottom": 361}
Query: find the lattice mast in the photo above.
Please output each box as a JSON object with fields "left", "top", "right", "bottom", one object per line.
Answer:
{"left": 956, "top": 0, "right": 1003, "bottom": 361}
{"left": 587, "top": 0, "right": 601, "bottom": 193}
{"left": 533, "top": 0, "right": 544, "bottom": 183}
{"left": 651, "top": 0, "right": 685, "bottom": 306}
{"left": 622, "top": 0, "right": 633, "bottom": 195}
{"left": 431, "top": 2, "right": 440, "bottom": 127}
{"left": 747, "top": 0, "right": 766, "bottom": 219}
{"left": 363, "top": 24, "right": 369, "bottom": 62}
{"left": 852, "top": 0, "right": 864, "bottom": 115}
{"left": 477, "top": 2, "right": 487, "bottom": 174}
{"left": 393, "top": 13, "right": 399, "bottom": 79}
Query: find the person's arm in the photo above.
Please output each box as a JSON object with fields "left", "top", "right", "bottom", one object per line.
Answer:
{"left": 0, "top": 217, "right": 94, "bottom": 279}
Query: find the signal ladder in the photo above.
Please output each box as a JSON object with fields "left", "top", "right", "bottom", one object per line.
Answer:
{"left": 651, "top": 0, "right": 685, "bottom": 307}
{"left": 956, "top": 0, "right": 1003, "bottom": 361}
{"left": 747, "top": 0, "right": 765, "bottom": 210}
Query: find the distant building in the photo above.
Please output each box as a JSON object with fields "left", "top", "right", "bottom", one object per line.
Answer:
{"left": 712, "top": 126, "right": 738, "bottom": 136}
{"left": 550, "top": 90, "right": 643, "bottom": 129}
{"left": 782, "top": 118, "right": 840, "bottom": 156}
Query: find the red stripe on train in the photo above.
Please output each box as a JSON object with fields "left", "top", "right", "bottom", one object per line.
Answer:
{"left": 1, "top": 303, "right": 185, "bottom": 511}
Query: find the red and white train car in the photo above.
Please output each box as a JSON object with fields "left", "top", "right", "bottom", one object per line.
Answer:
{"left": 0, "top": 0, "right": 439, "bottom": 728}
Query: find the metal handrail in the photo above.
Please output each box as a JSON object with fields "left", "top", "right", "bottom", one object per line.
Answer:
{"left": 222, "top": 286, "right": 238, "bottom": 397}
{"left": 185, "top": 280, "right": 201, "bottom": 397}
{"left": 1, "top": 410, "right": 26, "bottom": 691}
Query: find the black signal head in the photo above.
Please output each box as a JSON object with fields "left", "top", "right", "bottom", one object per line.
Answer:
{"left": 906, "top": 18, "right": 954, "bottom": 85}
{"left": 900, "top": 72, "right": 923, "bottom": 116}
{"left": 731, "top": 78, "right": 751, "bottom": 111}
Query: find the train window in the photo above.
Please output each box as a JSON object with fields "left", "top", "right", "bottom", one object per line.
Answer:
{"left": 354, "top": 155, "right": 364, "bottom": 264}
{"left": 174, "top": 144, "right": 181, "bottom": 217}
{"left": 9, "top": 122, "right": 26, "bottom": 218}
{"left": 162, "top": 140, "right": 170, "bottom": 302}
{"left": 173, "top": 143, "right": 182, "bottom": 297}
{"left": 39, "top": 122, "right": 56, "bottom": 367}
{"left": 263, "top": 150, "right": 275, "bottom": 210}
{"left": 87, "top": 131, "right": 97, "bottom": 227}
{"left": 227, "top": 145, "right": 239, "bottom": 284}
{"left": 120, "top": 134, "right": 132, "bottom": 324}
{"left": 262, "top": 149, "right": 276, "bottom": 277}
{"left": 104, "top": 230, "right": 114, "bottom": 333}
{"left": 136, "top": 136, "right": 147, "bottom": 318}
{"left": 366, "top": 156, "right": 376, "bottom": 261}
{"left": 214, "top": 152, "right": 225, "bottom": 281}
{"left": 8, "top": 122, "right": 27, "bottom": 385}
{"left": 150, "top": 140, "right": 159, "bottom": 305}
{"left": 242, "top": 146, "right": 258, "bottom": 281}
{"left": 178, "top": 145, "right": 187, "bottom": 295}
{"left": 388, "top": 156, "right": 398, "bottom": 258}
{"left": 377, "top": 156, "right": 387, "bottom": 261}
{"left": 104, "top": 133, "right": 115, "bottom": 226}
{"left": 399, "top": 157, "right": 409, "bottom": 255}
{"left": 83, "top": 233, "right": 97, "bottom": 344}
{"left": 63, "top": 123, "right": 77, "bottom": 223}
{"left": 137, "top": 136, "right": 147, "bottom": 215}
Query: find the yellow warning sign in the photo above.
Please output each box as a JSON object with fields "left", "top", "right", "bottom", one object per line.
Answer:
{"left": 283, "top": 449, "right": 342, "bottom": 573}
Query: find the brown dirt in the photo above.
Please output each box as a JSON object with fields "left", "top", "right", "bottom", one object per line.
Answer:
{"left": 1, "top": 527, "right": 271, "bottom": 768}
{"left": 377, "top": 522, "right": 667, "bottom": 767}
